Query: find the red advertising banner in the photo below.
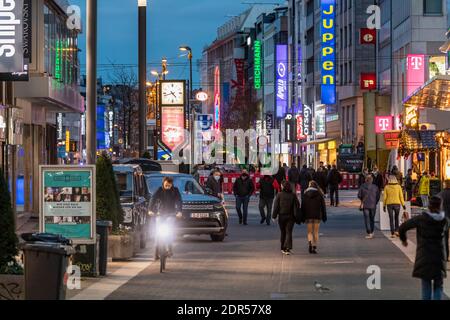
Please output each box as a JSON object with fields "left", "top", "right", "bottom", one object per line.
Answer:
{"left": 161, "top": 106, "right": 185, "bottom": 151}
{"left": 384, "top": 131, "right": 401, "bottom": 150}
{"left": 406, "top": 54, "right": 426, "bottom": 97}
{"left": 360, "top": 28, "right": 376, "bottom": 45}
{"left": 360, "top": 73, "right": 377, "bottom": 90}
{"left": 296, "top": 115, "right": 306, "bottom": 140}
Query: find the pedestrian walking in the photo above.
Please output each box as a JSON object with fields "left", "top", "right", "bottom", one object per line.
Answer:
{"left": 299, "top": 165, "right": 312, "bottom": 198}
{"left": 274, "top": 164, "right": 286, "bottom": 186}
{"left": 300, "top": 181, "right": 327, "bottom": 254}
{"left": 438, "top": 180, "right": 450, "bottom": 261}
{"left": 399, "top": 196, "right": 447, "bottom": 300}
{"left": 405, "top": 168, "right": 414, "bottom": 201}
{"left": 391, "top": 165, "right": 403, "bottom": 187}
{"left": 358, "top": 175, "right": 380, "bottom": 239}
{"left": 288, "top": 163, "right": 300, "bottom": 194}
{"left": 418, "top": 172, "right": 430, "bottom": 209}
{"left": 358, "top": 168, "right": 369, "bottom": 187}
{"left": 327, "top": 165, "right": 342, "bottom": 207}
{"left": 383, "top": 176, "right": 406, "bottom": 238}
{"left": 233, "top": 169, "right": 255, "bottom": 225}
{"left": 205, "top": 169, "right": 223, "bottom": 200}
{"left": 313, "top": 167, "right": 328, "bottom": 196}
{"left": 272, "top": 181, "right": 300, "bottom": 255}
{"left": 258, "top": 175, "right": 280, "bottom": 225}
{"left": 372, "top": 166, "right": 385, "bottom": 191}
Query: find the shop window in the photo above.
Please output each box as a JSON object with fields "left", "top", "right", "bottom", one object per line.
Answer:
{"left": 424, "top": 0, "right": 443, "bottom": 15}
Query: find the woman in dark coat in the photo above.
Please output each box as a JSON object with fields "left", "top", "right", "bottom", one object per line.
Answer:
{"left": 399, "top": 196, "right": 447, "bottom": 300}
{"left": 301, "top": 181, "right": 327, "bottom": 254}
{"left": 272, "top": 181, "right": 300, "bottom": 255}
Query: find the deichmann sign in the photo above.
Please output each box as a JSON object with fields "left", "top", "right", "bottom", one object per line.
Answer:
{"left": 254, "top": 40, "right": 262, "bottom": 90}
{"left": 320, "top": 0, "right": 336, "bottom": 105}
{"left": 276, "top": 44, "right": 288, "bottom": 118}
{"left": 40, "top": 166, "right": 96, "bottom": 244}
{"left": 0, "top": 0, "right": 30, "bottom": 81}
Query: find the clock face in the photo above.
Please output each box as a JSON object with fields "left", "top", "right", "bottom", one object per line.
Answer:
{"left": 161, "top": 82, "right": 185, "bottom": 105}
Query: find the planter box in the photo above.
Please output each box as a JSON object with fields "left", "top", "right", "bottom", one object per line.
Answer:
{"left": 108, "top": 233, "right": 135, "bottom": 261}
{"left": 0, "top": 274, "right": 25, "bottom": 300}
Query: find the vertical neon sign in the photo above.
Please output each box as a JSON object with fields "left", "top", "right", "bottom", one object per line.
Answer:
{"left": 321, "top": 0, "right": 336, "bottom": 105}
{"left": 214, "top": 66, "right": 221, "bottom": 130}
{"left": 276, "top": 45, "right": 288, "bottom": 118}
{"left": 254, "top": 40, "right": 262, "bottom": 90}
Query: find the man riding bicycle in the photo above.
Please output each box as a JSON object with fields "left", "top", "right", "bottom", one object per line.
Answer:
{"left": 148, "top": 177, "right": 183, "bottom": 258}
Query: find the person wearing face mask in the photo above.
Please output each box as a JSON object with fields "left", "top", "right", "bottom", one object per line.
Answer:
{"left": 206, "top": 169, "right": 223, "bottom": 200}
{"left": 233, "top": 169, "right": 255, "bottom": 225}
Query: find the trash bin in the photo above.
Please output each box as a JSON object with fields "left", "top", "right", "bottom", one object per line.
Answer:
{"left": 96, "top": 220, "right": 112, "bottom": 276}
{"left": 21, "top": 242, "right": 75, "bottom": 300}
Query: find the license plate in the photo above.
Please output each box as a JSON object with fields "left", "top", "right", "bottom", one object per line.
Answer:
{"left": 191, "top": 213, "right": 210, "bottom": 219}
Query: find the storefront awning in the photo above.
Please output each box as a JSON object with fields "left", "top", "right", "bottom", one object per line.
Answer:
{"left": 300, "top": 138, "right": 334, "bottom": 146}
{"left": 399, "top": 130, "right": 439, "bottom": 155}
{"left": 403, "top": 75, "right": 450, "bottom": 110}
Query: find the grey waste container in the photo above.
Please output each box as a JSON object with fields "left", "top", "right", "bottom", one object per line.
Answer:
{"left": 96, "top": 220, "right": 112, "bottom": 276}
{"left": 21, "top": 243, "right": 75, "bottom": 300}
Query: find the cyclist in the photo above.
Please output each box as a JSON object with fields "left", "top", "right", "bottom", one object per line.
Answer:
{"left": 149, "top": 177, "right": 183, "bottom": 258}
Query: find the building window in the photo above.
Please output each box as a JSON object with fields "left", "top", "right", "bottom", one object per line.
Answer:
{"left": 348, "top": 24, "right": 352, "bottom": 46}
{"left": 424, "top": 0, "right": 443, "bottom": 15}
{"left": 349, "top": 61, "right": 352, "bottom": 83}
{"left": 344, "top": 26, "right": 348, "bottom": 47}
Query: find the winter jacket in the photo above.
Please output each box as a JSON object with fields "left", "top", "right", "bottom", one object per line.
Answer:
{"left": 259, "top": 176, "right": 277, "bottom": 200}
{"left": 300, "top": 187, "right": 327, "bottom": 223}
{"left": 438, "top": 189, "right": 450, "bottom": 224}
{"left": 372, "top": 172, "right": 384, "bottom": 190}
{"left": 274, "top": 167, "right": 286, "bottom": 184}
{"left": 405, "top": 174, "right": 414, "bottom": 192}
{"left": 233, "top": 176, "right": 255, "bottom": 197}
{"left": 288, "top": 167, "right": 300, "bottom": 184}
{"left": 272, "top": 190, "right": 300, "bottom": 219}
{"left": 299, "top": 168, "right": 312, "bottom": 189}
{"left": 358, "top": 182, "right": 380, "bottom": 209}
{"left": 399, "top": 211, "right": 448, "bottom": 280}
{"left": 313, "top": 170, "right": 328, "bottom": 192}
{"left": 418, "top": 176, "right": 430, "bottom": 196}
{"left": 327, "top": 168, "right": 342, "bottom": 186}
{"left": 205, "top": 175, "right": 222, "bottom": 197}
{"left": 383, "top": 183, "right": 405, "bottom": 206}
{"left": 149, "top": 187, "right": 183, "bottom": 215}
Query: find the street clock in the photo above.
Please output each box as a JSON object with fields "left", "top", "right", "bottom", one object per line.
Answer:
{"left": 161, "top": 81, "right": 185, "bottom": 105}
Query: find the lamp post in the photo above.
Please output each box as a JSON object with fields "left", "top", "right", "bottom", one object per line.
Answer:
{"left": 86, "top": 0, "right": 97, "bottom": 165}
{"left": 138, "top": 0, "right": 147, "bottom": 157}
{"left": 179, "top": 46, "right": 194, "bottom": 172}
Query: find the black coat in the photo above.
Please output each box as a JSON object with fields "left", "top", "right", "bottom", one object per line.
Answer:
{"left": 274, "top": 167, "right": 286, "bottom": 184}
{"left": 205, "top": 175, "right": 222, "bottom": 197}
{"left": 301, "top": 188, "right": 327, "bottom": 223}
{"left": 299, "top": 168, "right": 312, "bottom": 189}
{"left": 233, "top": 177, "right": 254, "bottom": 197}
{"left": 288, "top": 167, "right": 300, "bottom": 184}
{"left": 327, "top": 169, "right": 342, "bottom": 186}
{"left": 438, "top": 189, "right": 450, "bottom": 223}
{"left": 149, "top": 187, "right": 183, "bottom": 215}
{"left": 399, "top": 212, "right": 448, "bottom": 280}
{"left": 272, "top": 190, "right": 299, "bottom": 219}
{"left": 372, "top": 172, "right": 384, "bottom": 190}
{"left": 259, "top": 176, "right": 276, "bottom": 200}
{"left": 313, "top": 171, "right": 327, "bottom": 192}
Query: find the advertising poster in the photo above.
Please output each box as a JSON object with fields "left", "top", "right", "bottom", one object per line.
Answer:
{"left": 161, "top": 106, "right": 185, "bottom": 151}
{"left": 40, "top": 166, "right": 96, "bottom": 243}
{"left": 276, "top": 44, "right": 288, "bottom": 118}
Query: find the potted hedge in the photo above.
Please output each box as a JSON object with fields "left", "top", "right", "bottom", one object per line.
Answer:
{"left": 96, "top": 153, "right": 134, "bottom": 260}
{"left": 0, "top": 170, "right": 24, "bottom": 300}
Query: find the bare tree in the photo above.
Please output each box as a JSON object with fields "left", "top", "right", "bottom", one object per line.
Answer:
{"left": 109, "top": 65, "right": 139, "bottom": 156}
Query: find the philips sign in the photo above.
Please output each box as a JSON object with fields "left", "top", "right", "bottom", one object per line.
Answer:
{"left": 0, "top": 0, "right": 24, "bottom": 73}
{"left": 320, "top": 0, "right": 336, "bottom": 105}
{"left": 276, "top": 44, "right": 288, "bottom": 118}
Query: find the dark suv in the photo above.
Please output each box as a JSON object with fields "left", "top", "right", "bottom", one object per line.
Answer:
{"left": 145, "top": 172, "right": 228, "bottom": 242}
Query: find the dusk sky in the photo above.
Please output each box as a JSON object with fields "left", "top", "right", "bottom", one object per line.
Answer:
{"left": 71, "top": 0, "right": 258, "bottom": 86}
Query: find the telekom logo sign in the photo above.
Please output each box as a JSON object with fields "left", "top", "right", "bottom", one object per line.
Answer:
{"left": 406, "top": 54, "right": 425, "bottom": 97}
{"left": 375, "top": 116, "right": 393, "bottom": 133}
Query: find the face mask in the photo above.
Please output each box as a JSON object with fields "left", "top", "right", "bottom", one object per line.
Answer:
{"left": 214, "top": 175, "right": 221, "bottom": 181}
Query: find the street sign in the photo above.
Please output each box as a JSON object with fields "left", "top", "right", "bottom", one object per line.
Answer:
{"left": 40, "top": 165, "right": 96, "bottom": 244}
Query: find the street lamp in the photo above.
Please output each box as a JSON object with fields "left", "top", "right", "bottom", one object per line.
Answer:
{"left": 151, "top": 70, "right": 169, "bottom": 80}
{"left": 180, "top": 45, "right": 194, "bottom": 172}
{"left": 138, "top": 0, "right": 147, "bottom": 157}
{"left": 179, "top": 45, "right": 193, "bottom": 105}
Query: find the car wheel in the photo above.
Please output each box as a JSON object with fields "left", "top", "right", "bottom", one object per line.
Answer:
{"left": 210, "top": 232, "right": 225, "bottom": 242}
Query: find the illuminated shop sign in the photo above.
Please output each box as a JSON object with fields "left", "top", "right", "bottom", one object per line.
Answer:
{"left": 321, "top": 0, "right": 336, "bottom": 105}
{"left": 406, "top": 54, "right": 425, "bottom": 97}
{"left": 315, "top": 104, "right": 326, "bottom": 139}
{"left": 375, "top": 116, "right": 393, "bottom": 133}
{"left": 276, "top": 44, "right": 288, "bottom": 118}
{"left": 214, "top": 66, "right": 221, "bottom": 130}
{"left": 360, "top": 73, "right": 377, "bottom": 90}
{"left": 254, "top": 40, "right": 262, "bottom": 90}
{"left": 303, "top": 105, "right": 313, "bottom": 137}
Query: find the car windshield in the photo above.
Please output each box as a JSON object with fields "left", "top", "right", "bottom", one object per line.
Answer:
{"left": 114, "top": 172, "right": 133, "bottom": 198}
{"left": 146, "top": 176, "right": 204, "bottom": 195}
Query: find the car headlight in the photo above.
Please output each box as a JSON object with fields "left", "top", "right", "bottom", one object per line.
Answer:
{"left": 123, "top": 207, "right": 133, "bottom": 223}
